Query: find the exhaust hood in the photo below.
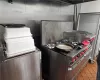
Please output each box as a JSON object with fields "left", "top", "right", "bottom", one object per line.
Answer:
{"left": 65, "top": 0, "right": 96, "bottom": 4}
{"left": 42, "top": 0, "right": 96, "bottom": 4}
{"left": 7, "top": 0, "right": 96, "bottom": 5}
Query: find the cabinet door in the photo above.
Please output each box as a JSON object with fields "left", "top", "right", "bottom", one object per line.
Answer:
{"left": 1, "top": 51, "right": 41, "bottom": 80}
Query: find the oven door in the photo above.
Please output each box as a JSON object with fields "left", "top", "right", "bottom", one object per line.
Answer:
{"left": 66, "top": 48, "right": 92, "bottom": 80}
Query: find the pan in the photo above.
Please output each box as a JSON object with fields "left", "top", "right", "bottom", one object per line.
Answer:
{"left": 55, "top": 44, "right": 73, "bottom": 52}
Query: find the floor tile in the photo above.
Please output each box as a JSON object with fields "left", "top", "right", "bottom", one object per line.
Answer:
{"left": 82, "top": 76, "right": 90, "bottom": 80}
{"left": 77, "top": 62, "right": 97, "bottom": 80}
{"left": 89, "top": 78, "right": 96, "bottom": 80}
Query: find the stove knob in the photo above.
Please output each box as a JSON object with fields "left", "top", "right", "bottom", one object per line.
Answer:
{"left": 80, "top": 53, "right": 82, "bottom": 56}
{"left": 77, "top": 54, "right": 80, "bottom": 57}
{"left": 84, "top": 48, "right": 88, "bottom": 52}
{"left": 85, "top": 48, "right": 88, "bottom": 51}
{"left": 81, "top": 52, "right": 84, "bottom": 55}
{"left": 91, "top": 38, "right": 95, "bottom": 42}
{"left": 72, "top": 57, "right": 75, "bottom": 62}
{"left": 75, "top": 56, "right": 78, "bottom": 60}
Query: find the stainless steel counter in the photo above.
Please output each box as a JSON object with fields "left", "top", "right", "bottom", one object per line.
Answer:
{"left": 0, "top": 49, "right": 41, "bottom": 80}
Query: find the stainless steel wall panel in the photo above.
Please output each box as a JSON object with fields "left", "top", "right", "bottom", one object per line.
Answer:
{"left": 0, "top": 0, "right": 26, "bottom": 24}
{"left": 26, "top": 21, "right": 41, "bottom": 36}
{"left": 42, "top": 21, "right": 73, "bottom": 45}
{"left": 0, "top": 0, "right": 74, "bottom": 23}
{"left": 80, "top": 0, "right": 100, "bottom": 13}
{"left": 26, "top": 15, "right": 73, "bottom": 21}
{"left": 25, "top": 3, "right": 74, "bottom": 21}
{"left": 78, "top": 23, "right": 98, "bottom": 34}
{"left": 79, "top": 14, "right": 100, "bottom": 23}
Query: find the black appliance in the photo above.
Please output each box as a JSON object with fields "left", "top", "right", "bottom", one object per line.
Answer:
{"left": 42, "top": 31, "right": 95, "bottom": 80}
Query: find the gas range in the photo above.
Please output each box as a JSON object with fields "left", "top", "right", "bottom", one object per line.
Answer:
{"left": 42, "top": 31, "right": 95, "bottom": 80}
{"left": 46, "top": 39, "right": 81, "bottom": 49}
{"left": 45, "top": 38, "right": 93, "bottom": 65}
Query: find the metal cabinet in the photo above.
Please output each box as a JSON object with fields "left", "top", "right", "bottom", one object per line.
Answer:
{"left": 1, "top": 50, "right": 41, "bottom": 80}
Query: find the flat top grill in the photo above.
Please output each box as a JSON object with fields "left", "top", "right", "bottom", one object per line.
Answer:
{"left": 67, "top": 44, "right": 91, "bottom": 58}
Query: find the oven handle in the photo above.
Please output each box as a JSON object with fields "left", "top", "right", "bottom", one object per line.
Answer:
{"left": 84, "top": 48, "right": 92, "bottom": 57}
{"left": 68, "top": 56, "right": 84, "bottom": 71}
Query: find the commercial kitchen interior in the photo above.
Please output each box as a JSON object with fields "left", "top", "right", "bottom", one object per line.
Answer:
{"left": 0, "top": 0, "right": 100, "bottom": 80}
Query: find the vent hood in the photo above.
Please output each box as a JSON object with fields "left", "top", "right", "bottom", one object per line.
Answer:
{"left": 43, "top": 0, "right": 96, "bottom": 4}
{"left": 65, "top": 0, "right": 96, "bottom": 4}
{"left": 7, "top": 0, "right": 96, "bottom": 5}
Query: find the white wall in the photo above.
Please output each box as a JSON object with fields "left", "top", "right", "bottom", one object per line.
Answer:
{"left": 80, "top": 0, "right": 100, "bottom": 13}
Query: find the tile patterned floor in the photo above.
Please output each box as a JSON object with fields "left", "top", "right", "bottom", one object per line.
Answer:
{"left": 77, "top": 62, "right": 97, "bottom": 80}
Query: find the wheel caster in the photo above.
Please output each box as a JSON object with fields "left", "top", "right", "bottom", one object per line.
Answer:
{"left": 89, "top": 59, "right": 95, "bottom": 64}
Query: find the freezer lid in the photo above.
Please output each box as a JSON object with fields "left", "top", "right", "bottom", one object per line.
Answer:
{"left": 5, "top": 27, "right": 32, "bottom": 39}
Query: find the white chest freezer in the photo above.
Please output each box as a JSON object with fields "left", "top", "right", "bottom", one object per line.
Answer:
{"left": 5, "top": 27, "right": 36, "bottom": 58}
